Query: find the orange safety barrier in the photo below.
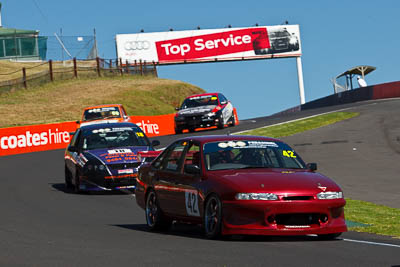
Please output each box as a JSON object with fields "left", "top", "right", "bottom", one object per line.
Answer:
{"left": 0, "top": 121, "right": 76, "bottom": 157}
{"left": 0, "top": 111, "right": 239, "bottom": 156}
{"left": 0, "top": 114, "right": 176, "bottom": 157}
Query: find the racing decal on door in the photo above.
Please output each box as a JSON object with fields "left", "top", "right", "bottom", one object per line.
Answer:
{"left": 222, "top": 103, "right": 233, "bottom": 124}
{"left": 185, "top": 191, "right": 200, "bottom": 217}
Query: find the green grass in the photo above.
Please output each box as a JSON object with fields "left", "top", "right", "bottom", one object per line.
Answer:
{"left": 0, "top": 75, "right": 204, "bottom": 128}
{"left": 240, "top": 112, "right": 359, "bottom": 137}
{"left": 346, "top": 199, "right": 400, "bottom": 238}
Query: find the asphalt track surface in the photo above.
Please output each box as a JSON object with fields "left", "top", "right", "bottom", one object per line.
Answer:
{"left": 1, "top": 98, "right": 400, "bottom": 266}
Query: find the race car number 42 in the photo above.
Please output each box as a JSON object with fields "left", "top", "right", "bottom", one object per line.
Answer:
{"left": 185, "top": 191, "right": 200, "bottom": 216}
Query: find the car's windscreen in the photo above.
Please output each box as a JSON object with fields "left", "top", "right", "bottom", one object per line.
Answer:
{"left": 180, "top": 95, "right": 218, "bottom": 109}
{"left": 82, "top": 127, "right": 149, "bottom": 150}
{"left": 83, "top": 107, "right": 121, "bottom": 121}
{"left": 203, "top": 140, "right": 306, "bottom": 171}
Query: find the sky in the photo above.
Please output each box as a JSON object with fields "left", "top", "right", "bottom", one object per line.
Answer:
{"left": 2, "top": 0, "right": 400, "bottom": 119}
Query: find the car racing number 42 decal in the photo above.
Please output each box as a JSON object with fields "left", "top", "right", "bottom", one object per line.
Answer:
{"left": 185, "top": 191, "right": 200, "bottom": 216}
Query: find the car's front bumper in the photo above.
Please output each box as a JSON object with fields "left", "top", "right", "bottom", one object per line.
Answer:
{"left": 79, "top": 173, "right": 137, "bottom": 191}
{"left": 175, "top": 115, "right": 220, "bottom": 130}
{"left": 221, "top": 199, "right": 347, "bottom": 236}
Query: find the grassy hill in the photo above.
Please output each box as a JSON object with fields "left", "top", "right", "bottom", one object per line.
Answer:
{"left": 0, "top": 75, "right": 205, "bottom": 128}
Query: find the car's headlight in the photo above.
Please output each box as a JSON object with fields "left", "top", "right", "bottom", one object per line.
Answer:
{"left": 317, "top": 191, "right": 343, "bottom": 200}
{"left": 86, "top": 164, "right": 106, "bottom": 171}
{"left": 204, "top": 112, "right": 216, "bottom": 117}
{"left": 235, "top": 193, "right": 278, "bottom": 200}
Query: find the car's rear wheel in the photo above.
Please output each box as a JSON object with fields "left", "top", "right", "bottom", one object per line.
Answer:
{"left": 145, "top": 190, "right": 171, "bottom": 231}
{"left": 64, "top": 166, "right": 73, "bottom": 189}
{"left": 204, "top": 194, "right": 222, "bottom": 239}
{"left": 317, "top": 233, "right": 342, "bottom": 240}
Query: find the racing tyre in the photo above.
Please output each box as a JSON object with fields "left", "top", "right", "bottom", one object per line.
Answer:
{"left": 145, "top": 190, "right": 171, "bottom": 231}
{"left": 204, "top": 194, "right": 222, "bottom": 239}
{"left": 317, "top": 233, "right": 342, "bottom": 240}
{"left": 64, "top": 166, "right": 73, "bottom": 189}
{"left": 228, "top": 113, "right": 236, "bottom": 127}
{"left": 217, "top": 115, "right": 224, "bottom": 129}
{"left": 74, "top": 171, "right": 81, "bottom": 194}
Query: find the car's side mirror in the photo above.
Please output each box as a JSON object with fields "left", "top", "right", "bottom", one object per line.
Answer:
{"left": 306, "top": 163, "right": 317, "bottom": 171}
{"left": 220, "top": 101, "right": 227, "bottom": 105}
{"left": 184, "top": 164, "right": 201, "bottom": 175}
{"left": 76, "top": 120, "right": 80, "bottom": 124}
{"left": 175, "top": 107, "right": 180, "bottom": 111}
{"left": 151, "top": 140, "right": 160, "bottom": 147}
{"left": 68, "top": 146, "right": 78, "bottom": 152}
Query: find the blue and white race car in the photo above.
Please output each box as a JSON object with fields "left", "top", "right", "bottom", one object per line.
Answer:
{"left": 64, "top": 122, "right": 160, "bottom": 192}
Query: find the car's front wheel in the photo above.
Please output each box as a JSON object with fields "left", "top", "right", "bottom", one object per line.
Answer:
{"left": 74, "top": 171, "right": 81, "bottom": 194}
{"left": 204, "top": 194, "right": 223, "bottom": 239}
{"left": 228, "top": 113, "right": 236, "bottom": 127}
{"left": 217, "top": 115, "right": 225, "bottom": 129}
{"left": 64, "top": 166, "right": 73, "bottom": 189}
{"left": 145, "top": 190, "right": 171, "bottom": 231}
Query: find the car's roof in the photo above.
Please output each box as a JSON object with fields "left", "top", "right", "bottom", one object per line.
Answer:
{"left": 79, "top": 122, "right": 140, "bottom": 131}
{"left": 83, "top": 104, "right": 123, "bottom": 111}
{"left": 177, "top": 135, "right": 281, "bottom": 144}
{"left": 185, "top": 93, "right": 220, "bottom": 99}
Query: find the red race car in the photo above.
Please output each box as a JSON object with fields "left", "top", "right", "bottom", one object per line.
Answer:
{"left": 135, "top": 135, "right": 347, "bottom": 239}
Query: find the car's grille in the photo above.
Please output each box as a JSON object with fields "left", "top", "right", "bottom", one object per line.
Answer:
{"left": 108, "top": 162, "right": 141, "bottom": 170}
{"left": 275, "top": 213, "right": 321, "bottom": 226}
{"left": 282, "top": 196, "right": 313, "bottom": 201}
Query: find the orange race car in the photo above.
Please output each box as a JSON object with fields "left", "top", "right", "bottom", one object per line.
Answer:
{"left": 77, "top": 104, "right": 131, "bottom": 127}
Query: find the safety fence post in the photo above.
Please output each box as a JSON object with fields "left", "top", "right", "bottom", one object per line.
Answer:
{"left": 96, "top": 57, "right": 101, "bottom": 77}
{"left": 22, "top": 67, "right": 27, "bottom": 89}
{"left": 119, "top": 58, "right": 123, "bottom": 76}
{"left": 139, "top": 60, "right": 143, "bottom": 76}
{"left": 152, "top": 61, "right": 158, "bottom": 77}
{"left": 125, "top": 60, "right": 130, "bottom": 74}
{"left": 49, "top": 60, "right": 54, "bottom": 82}
{"left": 73, "top": 58, "right": 78, "bottom": 78}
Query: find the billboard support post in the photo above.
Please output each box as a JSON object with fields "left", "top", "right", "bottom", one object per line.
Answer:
{"left": 296, "top": 56, "right": 305, "bottom": 105}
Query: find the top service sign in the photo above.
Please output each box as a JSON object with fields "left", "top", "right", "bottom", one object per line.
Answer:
{"left": 116, "top": 25, "right": 301, "bottom": 64}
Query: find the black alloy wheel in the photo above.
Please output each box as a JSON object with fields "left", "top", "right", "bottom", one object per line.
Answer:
{"left": 145, "top": 190, "right": 171, "bottom": 231}
{"left": 204, "top": 194, "right": 222, "bottom": 239}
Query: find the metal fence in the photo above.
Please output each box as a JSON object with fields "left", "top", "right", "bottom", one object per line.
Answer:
{"left": 0, "top": 58, "right": 158, "bottom": 94}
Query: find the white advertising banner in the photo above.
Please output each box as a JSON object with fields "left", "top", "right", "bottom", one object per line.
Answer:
{"left": 116, "top": 25, "right": 301, "bottom": 64}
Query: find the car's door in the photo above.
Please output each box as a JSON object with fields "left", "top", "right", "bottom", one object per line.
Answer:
{"left": 171, "top": 141, "right": 203, "bottom": 220}
{"left": 219, "top": 93, "right": 233, "bottom": 124}
{"left": 151, "top": 140, "right": 187, "bottom": 215}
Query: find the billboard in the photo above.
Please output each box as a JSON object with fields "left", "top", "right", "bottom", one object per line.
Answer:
{"left": 116, "top": 25, "right": 301, "bottom": 64}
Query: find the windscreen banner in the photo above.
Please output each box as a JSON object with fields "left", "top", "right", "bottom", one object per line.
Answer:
{"left": 116, "top": 25, "right": 301, "bottom": 64}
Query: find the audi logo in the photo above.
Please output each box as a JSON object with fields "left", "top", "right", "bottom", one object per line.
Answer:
{"left": 124, "top": 41, "right": 151, "bottom": 50}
